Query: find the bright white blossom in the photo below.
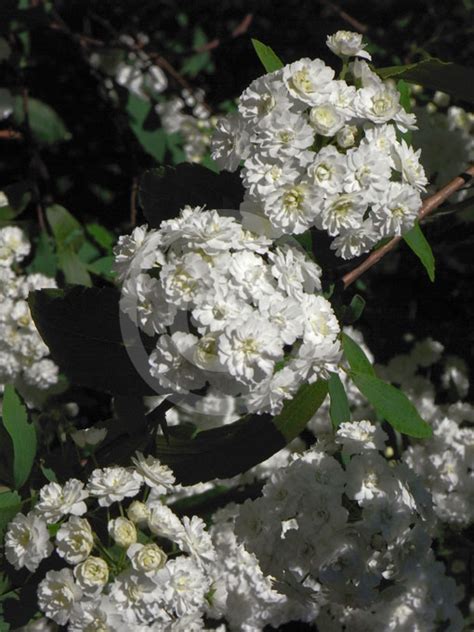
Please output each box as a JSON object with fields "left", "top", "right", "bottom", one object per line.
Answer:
{"left": 86, "top": 466, "right": 142, "bottom": 506}
{"left": 5, "top": 512, "right": 52, "bottom": 571}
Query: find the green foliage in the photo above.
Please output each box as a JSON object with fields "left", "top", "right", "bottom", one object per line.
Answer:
{"left": 46, "top": 204, "right": 91, "bottom": 286}
{"left": 341, "top": 332, "right": 375, "bottom": 376}
{"left": 86, "top": 223, "right": 115, "bottom": 253}
{"left": 350, "top": 373, "right": 433, "bottom": 438}
{"left": 377, "top": 58, "right": 474, "bottom": 103}
{"left": 341, "top": 294, "right": 366, "bottom": 325}
{"left": 26, "top": 232, "right": 57, "bottom": 277}
{"left": 251, "top": 39, "right": 284, "bottom": 73}
{"left": 2, "top": 386, "right": 37, "bottom": 489}
{"left": 12, "top": 96, "right": 71, "bottom": 145}
{"left": 0, "top": 490, "right": 21, "bottom": 536}
{"left": 127, "top": 93, "right": 167, "bottom": 163}
{"left": 403, "top": 223, "right": 435, "bottom": 282}
{"left": 328, "top": 373, "right": 350, "bottom": 429}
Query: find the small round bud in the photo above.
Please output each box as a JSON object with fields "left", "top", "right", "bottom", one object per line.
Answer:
{"left": 74, "top": 556, "right": 109, "bottom": 591}
{"left": 336, "top": 125, "right": 358, "bottom": 148}
{"left": 128, "top": 542, "right": 167, "bottom": 574}
{"left": 127, "top": 500, "right": 150, "bottom": 525}
{"left": 433, "top": 91, "right": 450, "bottom": 107}
{"left": 108, "top": 517, "right": 137, "bottom": 548}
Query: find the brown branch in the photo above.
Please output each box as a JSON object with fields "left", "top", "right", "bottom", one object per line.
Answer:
{"left": 130, "top": 177, "right": 138, "bottom": 227}
{"left": 320, "top": 0, "right": 368, "bottom": 34}
{"left": 0, "top": 129, "right": 22, "bottom": 140}
{"left": 342, "top": 165, "right": 474, "bottom": 289}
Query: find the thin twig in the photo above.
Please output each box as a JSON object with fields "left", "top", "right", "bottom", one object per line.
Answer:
{"left": 342, "top": 165, "right": 474, "bottom": 289}
{"left": 320, "top": 0, "right": 368, "bottom": 33}
{"left": 0, "top": 129, "right": 22, "bottom": 140}
{"left": 130, "top": 176, "right": 138, "bottom": 227}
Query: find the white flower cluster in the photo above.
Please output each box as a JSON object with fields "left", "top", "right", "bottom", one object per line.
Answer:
{"left": 0, "top": 226, "right": 59, "bottom": 392}
{"left": 114, "top": 206, "right": 341, "bottom": 415}
{"left": 157, "top": 90, "right": 217, "bottom": 164}
{"left": 232, "top": 426, "right": 464, "bottom": 630}
{"left": 5, "top": 454, "right": 226, "bottom": 630}
{"left": 211, "top": 30, "right": 428, "bottom": 258}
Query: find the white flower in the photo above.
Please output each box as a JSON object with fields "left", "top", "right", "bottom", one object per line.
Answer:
{"left": 264, "top": 180, "right": 321, "bottom": 234}
{"left": 127, "top": 542, "right": 167, "bottom": 574}
{"left": 155, "top": 556, "right": 210, "bottom": 617}
{"left": 132, "top": 451, "right": 176, "bottom": 493}
{"left": 355, "top": 84, "right": 401, "bottom": 124}
{"left": 108, "top": 517, "right": 137, "bottom": 548}
{"left": 5, "top": 512, "right": 52, "bottom": 571}
{"left": 23, "top": 358, "right": 59, "bottom": 389}
{"left": 283, "top": 58, "right": 335, "bottom": 105}
{"left": 238, "top": 72, "right": 296, "bottom": 123}
{"left": 176, "top": 515, "right": 217, "bottom": 566}
{"left": 301, "top": 294, "right": 340, "bottom": 345}
{"left": 336, "top": 420, "right": 387, "bottom": 455}
{"left": 392, "top": 140, "right": 428, "bottom": 191}
{"left": 253, "top": 110, "right": 314, "bottom": 158}
{"left": 71, "top": 426, "right": 107, "bottom": 448}
{"left": 149, "top": 332, "right": 207, "bottom": 394}
{"left": 110, "top": 569, "right": 165, "bottom": 624}
{"left": 37, "top": 568, "right": 82, "bottom": 626}
{"left": 35, "top": 479, "right": 88, "bottom": 523}
{"left": 330, "top": 221, "right": 378, "bottom": 259}
{"left": 147, "top": 503, "right": 186, "bottom": 541}
{"left": 56, "top": 516, "right": 94, "bottom": 564}
{"left": 319, "top": 192, "right": 367, "bottom": 236}
{"left": 326, "top": 31, "right": 371, "bottom": 60}
{"left": 211, "top": 112, "right": 250, "bottom": 171}
{"left": 218, "top": 316, "right": 283, "bottom": 384}
{"left": 74, "top": 555, "right": 109, "bottom": 592}
{"left": 306, "top": 146, "right": 346, "bottom": 194}
{"left": 87, "top": 466, "right": 142, "bottom": 507}
{"left": 0, "top": 226, "right": 30, "bottom": 266}
{"left": 336, "top": 124, "right": 358, "bottom": 148}
{"left": 372, "top": 182, "right": 421, "bottom": 236}
{"left": 127, "top": 500, "right": 150, "bottom": 525}
{"left": 344, "top": 144, "right": 392, "bottom": 195}
{"left": 309, "top": 103, "right": 346, "bottom": 136}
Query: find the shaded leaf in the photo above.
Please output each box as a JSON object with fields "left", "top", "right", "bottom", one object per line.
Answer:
{"left": 351, "top": 373, "right": 432, "bottom": 438}
{"left": 58, "top": 249, "right": 92, "bottom": 286}
{"left": 26, "top": 231, "right": 57, "bottom": 277}
{"left": 13, "top": 96, "right": 71, "bottom": 144}
{"left": 377, "top": 58, "right": 474, "bottom": 103}
{"left": 404, "top": 223, "right": 435, "bottom": 282}
{"left": 46, "top": 204, "right": 84, "bottom": 250}
{"left": 127, "top": 94, "right": 166, "bottom": 163}
{"left": 2, "top": 386, "right": 36, "bottom": 489}
{"left": 0, "top": 490, "right": 21, "bottom": 536}
{"left": 29, "top": 286, "right": 156, "bottom": 395}
{"left": 138, "top": 164, "right": 244, "bottom": 228}
{"left": 251, "top": 39, "right": 284, "bottom": 73}
{"left": 341, "top": 332, "right": 375, "bottom": 376}
{"left": 86, "top": 223, "right": 115, "bottom": 252}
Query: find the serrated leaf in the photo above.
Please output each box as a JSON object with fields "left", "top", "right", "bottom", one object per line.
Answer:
{"left": 328, "top": 373, "right": 350, "bottom": 429}
{"left": 13, "top": 96, "right": 71, "bottom": 144}
{"left": 0, "top": 490, "right": 21, "bottom": 535}
{"left": 341, "top": 332, "right": 375, "bottom": 376}
{"left": 2, "top": 386, "right": 36, "bottom": 489}
{"left": 251, "top": 39, "right": 284, "bottom": 73}
{"left": 377, "top": 58, "right": 474, "bottom": 103}
{"left": 29, "top": 286, "right": 156, "bottom": 395}
{"left": 351, "top": 373, "right": 432, "bottom": 438}
{"left": 403, "top": 223, "right": 435, "bottom": 282}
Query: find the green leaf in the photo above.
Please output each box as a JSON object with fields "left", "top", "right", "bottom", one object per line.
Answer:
{"left": 26, "top": 232, "right": 57, "bottom": 277}
{"left": 46, "top": 204, "right": 84, "bottom": 250}
{"left": 342, "top": 294, "right": 366, "bottom": 325}
{"left": 127, "top": 94, "right": 166, "bottom": 163}
{"left": 87, "top": 255, "right": 115, "bottom": 279}
{"left": 350, "top": 373, "right": 432, "bottom": 438}
{"left": 251, "top": 39, "right": 284, "bottom": 73}
{"left": 13, "top": 96, "right": 71, "bottom": 144}
{"left": 86, "top": 223, "right": 115, "bottom": 252}
{"left": 2, "top": 386, "right": 36, "bottom": 489}
{"left": 377, "top": 58, "right": 474, "bottom": 104}
{"left": 273, "top": 380, "right": 328, "bottom": 442}
{"left": 29, "top": 286, "right": 156, "bottom": 395}
{"left": 328, "top": 373, "right": 350, "bottom": 429}
{"left": 403, "top": 223, "right": 435, "bottom": 282}
{"left": 341, "top": 332, "right": 375, "bottom": 376}
{"left": 58, "top": 249, "right": 92, "bottom": 286}
{"left": 0, "top": 491, "right": 21, "bottom": 536}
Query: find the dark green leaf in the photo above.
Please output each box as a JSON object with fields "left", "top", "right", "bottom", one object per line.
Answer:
{"left": 0, "top": 490, "right": 21, "bottom": 536}
{"left": 87, "top": 255, "right": 115, "bottom": 279}
{"left": 342, "top": 294, "right": 366, "bottom": 325}
{"left": 147, "top": 380, "right": 328, "bottom": 484}
{"left": 86, "top": 223, "right": 115, "bottom": 252}
{"left": 13, "top": 96, "right": 71, "bottom": 144}
{"left": 377, "top": 58, "right": 474, "bottom": 103}
{"left": 341, "top": 332, "right": 375, "bottom": 376}
{"left": 138, "top": 165, "right": 244, "bottom": 228}
{"left": 350, "top": 373, "right": 432, "bottom": 438}
{"left": 29, "top": 286, "right": 156, "bottom": 395}
{"left": 403, "top": 223, "right": 435, "bottom": 282}
{"left": 127, "top": 94, "right": 167, "bottom": 163}
{"left": 251, "top": 39, "right": 284, "bottom": 73}
{"left": 328, "top": 373, "right": 350, "bottom": 429}
{"left": 46, "top": 204, "right": 84, "bottom": 250}
{"left": 2, "top": 386, "right": 36, "bottom": 489}
{"left": 58, "top": 249, "right": 92, "bottom": 286}
{"left": 26, "top": 232, "right": 57, "bottom": 277}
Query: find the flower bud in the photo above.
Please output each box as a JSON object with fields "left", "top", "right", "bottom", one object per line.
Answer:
{"left": 107, "top": 517, "right": 137, "bottom": 548}
{"left": 336, "top": 125, "right": 357, "bottom": 148}
{"left": 74, "top": 555, "right": 109, "bottom": 591}
{"left": 127, "top": 500, "right": 150, "bottom": 525}
{"left": 128, "top": 542, "right": 167, "bottom": 574}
